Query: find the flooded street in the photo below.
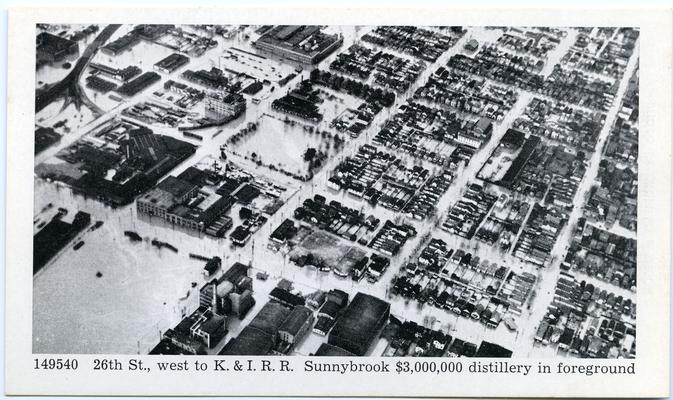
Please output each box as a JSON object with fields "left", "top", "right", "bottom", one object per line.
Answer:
{"left": 31, "top": 23, "right": 640, "bottom": 360}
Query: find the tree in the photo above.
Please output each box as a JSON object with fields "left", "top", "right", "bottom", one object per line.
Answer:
{"left": 303, "top": 147, "right": 317, "bottom": 162}
{"left": 352, "top": 81, "right": 363, "bottom": 97}
{"left": 382, "top": 91, "right": 396, "bottom": 107}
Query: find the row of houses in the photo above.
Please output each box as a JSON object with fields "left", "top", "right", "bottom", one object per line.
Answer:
{"left": 328, "top": 144, "right": 398, "bottom": 197}
{"left": 384, "top": 319, "right": 512, "bottom": 357}
{"left": 415, "top": 67, "right": 518, "bottom": 121}
{"left": 392, "top": 270, "right": 512, "bottom": 330}
{"left": 563, "top": 221, "right": 637, "bottom": 291}
{"left": 361, "top": 26, "right": 464, "bottom": 63}
{"left": 446, "top": 48, "right": 544, "bottom": 93}
{"left": 368, "top": 220, "right": 417, "bottom": 256}
{"left": 512, "top": 97, "right": 606, "bottom": 153}
{"left": 496, "top": 29, "right": 560, "bottom": 60}
{"left": 391, "top": 238, "right": 535, "bottom": 328}
{"left": 535, "top": 271, "right": 636, "bottom": 358}
{"left": 513, "top": 203, "right": 568, "bottom": 267}
{"left": 330, "top": 102, "right": 382, "bottom": 138}
{"left": 543, "top": 66, "right": 617, "bottom": 112}
{"left": 475, "top": 194, "right": 530, "bottom": 251}
{"left": 372, "top": 102, "right": 493, "bottom": 168}
{"left": 403, "top": 170, "right": 454, "bottom": 220}
{"left": 441, "top": 183, "right": 498, "bottom": 239}
{"left": 330, "top": 43, "right": 425, "bottom": 94}
{"left": 293, "top": 194, "right": 380, "bottom": 243}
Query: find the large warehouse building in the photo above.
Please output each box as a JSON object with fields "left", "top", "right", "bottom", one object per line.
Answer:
{"left": 253, "top": 25, "right": 343, "bottom": 64}
{"left": 327, "top": 292, "right": 390, "bottom": 356}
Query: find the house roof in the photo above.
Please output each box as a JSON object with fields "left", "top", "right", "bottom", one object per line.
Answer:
{"left": 270, "top": 287, "right": 306, "bottom": 307}
{"left": 318, "top": 300, "right": 340, "bottom": 318}
{"left": 279, "top": 305, "right": 313, "bottom": 336}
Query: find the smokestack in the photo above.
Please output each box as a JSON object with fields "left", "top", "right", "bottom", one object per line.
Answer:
{"left": 211, "top": 282, "right": 217, "bottom": 312}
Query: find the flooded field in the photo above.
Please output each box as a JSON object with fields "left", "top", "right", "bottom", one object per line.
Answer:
{"left": 230, "top": 114, "right": 340, "bottom": 177}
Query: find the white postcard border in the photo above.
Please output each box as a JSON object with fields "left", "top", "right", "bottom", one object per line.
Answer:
{"left": 6, "top": 6, "right": 672, "bottom": 397}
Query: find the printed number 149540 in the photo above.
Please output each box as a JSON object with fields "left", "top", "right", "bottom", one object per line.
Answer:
{"left": 33, "top": 358, "right": 79, "bottom": 370}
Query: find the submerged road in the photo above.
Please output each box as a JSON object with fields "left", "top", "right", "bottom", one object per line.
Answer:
{"left": 35, "top": 24, "right": 121, "bottom": 113}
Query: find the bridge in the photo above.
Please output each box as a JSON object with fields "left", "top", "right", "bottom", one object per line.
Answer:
{"left": 35, "top": 24, "right": 122, "bottom": 115}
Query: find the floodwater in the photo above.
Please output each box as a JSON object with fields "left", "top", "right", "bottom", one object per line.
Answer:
{"left": 33, "top": 180, "right": 213, "bottom": 354}
{"left": 32, "top": 24, "right": 639, "bottom": 358}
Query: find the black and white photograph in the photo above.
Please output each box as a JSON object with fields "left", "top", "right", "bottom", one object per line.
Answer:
{"left": 31, "top": 22, "right": 640, "bottom": 359}
{"left": 5, "top": 5, "right": 671, "bottom": 397}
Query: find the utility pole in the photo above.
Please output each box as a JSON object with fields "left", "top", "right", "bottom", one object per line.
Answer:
{"left": 250, "top": 239, "right": 255, "bottom": 267}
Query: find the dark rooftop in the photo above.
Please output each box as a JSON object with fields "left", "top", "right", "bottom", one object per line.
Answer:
{"left": 36, "top": 32, "right": 77, "bottom": 55}
{"left": 475, "top": 341, "right": 513, "bottom": 358}
{"left": 177, "top": 166, "right": 210, "bottom": 186}
{"left": 219, "top": 262, "right": 249, "bottom": 285}
{"left": 270, "top": 287, "right": 306, "bottom": 308}
{"left": 233, "top": 183, "right": 261, "bottom": 205}
{"left": 313, "top": 343, "right": 355, "bottom": 357}
{"left": 327, "top": 289, "right": 349, "bottom": 308}
{"left": 157, "top": 176, "right": 198, "bottom": 198}
{"left": 230, "top": 226, "right": 251, "bottom": 242}
{"left": 279, "top": 305, "right": 313, "bottom": 336}
{"left": 219, "top": 326, "right": 274, "bottom": 356}
{"left": 501, "top": 128, "right": 526, "bottom": 148}
{"left": 200, "top": 314, "right": 226, "bottom": 335}
{"left": 154, "top": 53, "right": 190, "bottom": 72}
{"left": 318, "top": 300, "right": 340, "bottom": 318}
{"left": 328, "top": 292, "right": 390, "bottom": 355}
{"left": 249, "top": 302, "right": 292, "bottom": 336}
{"left": 149, "top": 338, "right": 194, "bottom": 355}
{"left": 255, "top": 25, "right": 341, "bottom": 61}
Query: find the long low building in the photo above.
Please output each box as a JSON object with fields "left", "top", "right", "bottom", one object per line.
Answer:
{"left": 328, "top": 292, "right": 390, "bottom": 356}
{"left": 154, "top": 53, "right": 190, "bottom": 73}
{"left": 89, "top": 63, "right": 142, "bottom": 82}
